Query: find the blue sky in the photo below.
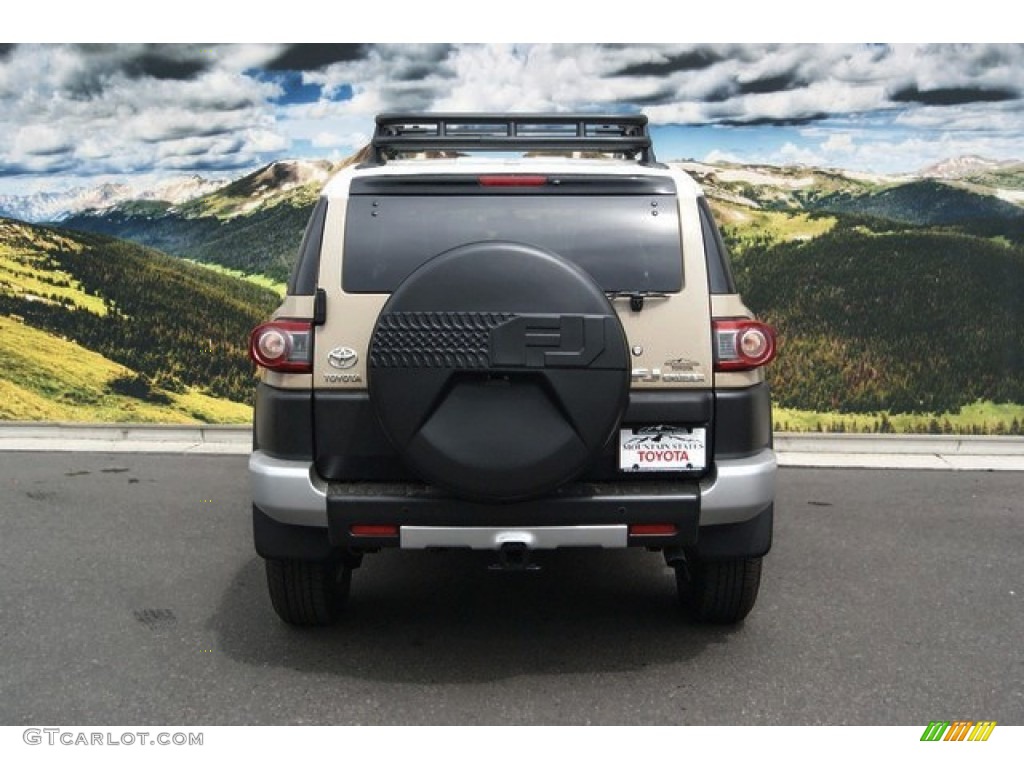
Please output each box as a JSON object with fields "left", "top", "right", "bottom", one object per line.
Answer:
{"left": 1, "top": 43, "right": 1022, "bottom": 194}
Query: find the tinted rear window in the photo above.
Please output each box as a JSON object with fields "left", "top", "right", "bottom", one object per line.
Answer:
{"left": 342, "top": 195, "right": 682, "bottom": 293}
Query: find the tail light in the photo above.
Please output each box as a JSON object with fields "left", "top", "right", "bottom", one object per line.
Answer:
{"left": 248, "top": 321, "right": 313, "bottom": 373}
{"left": 478, "top": 175, "right": 548, "bottom": 187}
{"left": 629, "top": 523, "right": 678, "bottom": 536}
{"left": 714, "top": 319, "right": 777, "bottom": 371}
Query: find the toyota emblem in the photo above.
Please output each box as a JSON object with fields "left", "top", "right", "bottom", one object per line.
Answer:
{"left": 327, "top": 346, "right": 358, "bottom": 369}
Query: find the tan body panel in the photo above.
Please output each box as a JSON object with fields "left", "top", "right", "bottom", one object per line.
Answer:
{"left": 310, "top": 162, "right": 716, "bottom": 392}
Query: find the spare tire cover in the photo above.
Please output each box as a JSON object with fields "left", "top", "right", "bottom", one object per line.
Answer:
{"left": 368, "top": 241, "right": 629, "bottom": 502}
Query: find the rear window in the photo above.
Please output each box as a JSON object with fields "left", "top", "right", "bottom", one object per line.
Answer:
{"left": 342, "top": 194, "right": 682, "bottom": 293}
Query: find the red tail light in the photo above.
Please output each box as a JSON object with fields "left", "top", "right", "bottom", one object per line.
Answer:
{"left": 478, "top": 175, "right": 548, "bottom": 187}
{"left": 629, "top": 524, "right": 678, "bottom": 536}
{"left": 713, "top": 319, "right": 777, "bottom": 371}
{"left": 248, "top": 321, "right": 313, "bottom": 373}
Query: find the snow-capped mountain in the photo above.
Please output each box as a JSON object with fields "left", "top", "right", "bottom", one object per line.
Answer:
{"left": 917, "top": 155, "right": 1010, "bottom": 180}
{"left": 0, "top": 174, "right": 223, "bottom": 223}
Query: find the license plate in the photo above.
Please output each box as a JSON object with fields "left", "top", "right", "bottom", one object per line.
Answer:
{"left": 619, "top": 426, "right": 706, "bottom": 472}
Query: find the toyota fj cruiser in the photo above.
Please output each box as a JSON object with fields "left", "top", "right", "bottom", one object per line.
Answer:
{"left": 248, "top": 114, "right": 777, "bottom": 626}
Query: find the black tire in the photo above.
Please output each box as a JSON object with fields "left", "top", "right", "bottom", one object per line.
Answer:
{"left": 265, "top": 558, "right": 351, "bottom": 627}
{"left": 676, "top": 556, "right": 762, "bottom": 624}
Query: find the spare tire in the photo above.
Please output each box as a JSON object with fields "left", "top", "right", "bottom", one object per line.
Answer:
{"left": 368, "top": 241, "right": 629, "bottom": 502}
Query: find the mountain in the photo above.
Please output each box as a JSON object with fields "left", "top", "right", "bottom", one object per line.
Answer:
{"left": 4, "top": 152, "right": 1024, "bottom": 427}
{"left": 60, "top": 159, "right": 341, "bottom": 283}
{"left": 674, "top": 159, "right": 1024, "bottom": 251}
{"left": 0, "top": 175, "right": 222, "bottom": 223}
{"left": 691, "top": 159, "right": 1024, "bottom": 421}
{"left": 918, "top": 155, "right": 1012, "bottom": 180}
{"left": 55, "top": 155, "right": 1024, "bottom": 287}
{"left": 0, "top": 217, "right": 281, "bottom": 420}
{"left": 735, "top": 222, "right": 1024, "bottom": 415}
{"left": 180, "top": 159, "right": 334, "bottom": 217}
{"left": 807, "top": 179, "right": 1024, "bottom": 229}
{"left": 674, "top": 160, "right": 874, "bottom": 208}
{"left": 955, "top": 163, "right": 1024, "bottom": 203}
{"left": 677, "top": 156, "right": 1024, "bottom": 212}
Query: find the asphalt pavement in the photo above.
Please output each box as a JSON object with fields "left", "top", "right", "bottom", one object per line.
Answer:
{"left": 0, "top": 452, "right": 1021, "bottom": 725}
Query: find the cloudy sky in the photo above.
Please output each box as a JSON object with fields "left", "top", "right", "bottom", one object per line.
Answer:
{"left": 1, "top": 43, "right": 1023, "bottom": 193}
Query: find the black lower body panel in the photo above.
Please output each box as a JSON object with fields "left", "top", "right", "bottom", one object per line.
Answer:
{"left": 253, "top": 504, "right": 332, "bottom": 561}
{"left": 691, "top": 502, "right": 773, "bottom": 560}
{"left": 313, "top": 389, "right": 714, "bottom": 482}
{"left": 327, "top": 480, "right": 700, "bottom": 549}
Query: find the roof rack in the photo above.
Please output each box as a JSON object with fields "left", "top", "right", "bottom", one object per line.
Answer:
{"left": 367, "top": 113, "right": 660, "bottom": 167}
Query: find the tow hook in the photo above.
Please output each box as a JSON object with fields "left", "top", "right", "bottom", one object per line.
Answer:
{"left": 490, "top": 541, "right": 540, "bottom": 572}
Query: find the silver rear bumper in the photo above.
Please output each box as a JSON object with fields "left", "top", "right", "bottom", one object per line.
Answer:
{"left": 401, "top": 525, "right": 626, "bottom": 550}
{"left": 249, "top": 451, "right": 326, "bottom": 527}
{"left": 699, "top": 448, "right": 777, "bottom": 525}
{"left": 250, "top": 446, "right": 776, "bottom": 534}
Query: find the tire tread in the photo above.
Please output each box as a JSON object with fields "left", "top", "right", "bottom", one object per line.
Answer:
{"left": 266, "top": 558, "right": 349, "bottom": 627}
{"left": 678, "top": 556, "right": 762, "bottom": 624}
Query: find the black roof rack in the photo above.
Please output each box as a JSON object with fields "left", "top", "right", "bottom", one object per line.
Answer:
{"left": 367, "top": 113, "right": 660, "bottom": 167}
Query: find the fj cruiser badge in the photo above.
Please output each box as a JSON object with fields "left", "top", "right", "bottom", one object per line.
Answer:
{"left": 665, "top": 357, "right": 706, "bottom": 382}
{"left": 634, "top": 357, "right": 707, "bottom": 383}
{"left": 327, "top": 346, "right": 358, "bottom": 369}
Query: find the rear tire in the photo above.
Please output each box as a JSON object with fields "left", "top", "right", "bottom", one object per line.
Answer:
{"left": 676, "top": 556, "right": 762, "bottom": 624}
{"left": 265, "top": 558, "right": 351, "bottom": 627}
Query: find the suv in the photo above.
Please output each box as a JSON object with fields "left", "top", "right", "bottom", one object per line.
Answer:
{"left": 248, "top": 114, "right": 777, "bottom": 626}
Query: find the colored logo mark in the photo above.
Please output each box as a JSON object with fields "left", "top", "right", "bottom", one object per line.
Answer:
{"left": 920, "top": 721, "right": 996, "bottom": 742}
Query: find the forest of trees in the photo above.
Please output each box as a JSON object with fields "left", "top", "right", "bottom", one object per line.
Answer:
{"left": 732, "top": 219, "right": 1024, "bottom": 414}
{"left": 61, "top": 199, "right": 314, "bottom": 284}
{"left": 0, "top": 224, "right": 280, "bottom": 404}
{"left": 5, "top": 186, "right": 1024, "bottom": 428}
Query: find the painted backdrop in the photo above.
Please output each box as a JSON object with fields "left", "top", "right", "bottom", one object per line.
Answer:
{"left": 0, "top": 44, "right": 1021, "bottom": 432}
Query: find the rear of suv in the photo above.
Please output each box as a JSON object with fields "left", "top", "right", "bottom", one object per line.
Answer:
{"left": 249, "top": 114, "right": 777, "bottom": 626}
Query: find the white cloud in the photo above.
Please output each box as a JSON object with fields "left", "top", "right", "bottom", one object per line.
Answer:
{"left": 777, "top": 142, "right": 826, "bottom": 167}
{"left": 822, "top": 133, "right": 855, "bottom": 153}
{"left": 1, "top": 43, "right": 1024, "bottom": 190}
{"left": 0, "top": 44, "right": 285, "bottom": 180}
{"left": 704, "top": 149, "right": 745, "bottom": 165}
{"left": 310, "top": 131, "right": 368, "bottom": 149}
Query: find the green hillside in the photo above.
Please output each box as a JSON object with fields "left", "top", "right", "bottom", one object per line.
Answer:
{"left": 59, "top": 159, "right": 336, "bottom": 283}
{"left": 0, "top": 315, "right": 250, "bottom": 422}
{"left": 809, "top": 180, "right": 1024, "bottom": 230}
{"left": 60, "top": 197, "right": 314, "bottom": 284}
{"left": 681, "top": 161, "right": 880, "bottom": 211}
{"left": 734, "top": 221, "right": 1024, "bottom": 414}
{"left": 17, "top": 156, "right": 1024, "bottom": 430}
{"left": 709, "top": 199, "right": 837, "bottom": 253}
{"left": 0, "top": 218, "right": 280, "bottom": 420}
{"left": 959, "top": 163, "right": 1024, "bottom": 191}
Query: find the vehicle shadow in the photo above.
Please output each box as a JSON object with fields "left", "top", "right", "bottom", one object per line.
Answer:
{"left": 207, "top": 549, "right": 742, "bottom": 684}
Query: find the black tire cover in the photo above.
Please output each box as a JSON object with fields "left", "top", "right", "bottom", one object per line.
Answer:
{"left": 368, "top": 241, "right": 629, "bottom": 502}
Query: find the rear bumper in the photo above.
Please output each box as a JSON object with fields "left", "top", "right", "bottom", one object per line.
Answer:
{"left": 699, "top": 449, "right": 777, "bottom": 525}
{"left": 249, "top": 451, "right": 327, "bottom": 528}
{"left": 324, "top": 479, "right": 700, "bottom": 549}
{"left": 250, "top": 447, "right": 776, "bottom": 547}
{"left": 402, "top": 525, "right": 626, "bottom": 550}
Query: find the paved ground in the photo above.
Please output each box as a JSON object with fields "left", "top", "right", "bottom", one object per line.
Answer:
{"left": 0, "top": 452, "right": 1021, "bottom": 725}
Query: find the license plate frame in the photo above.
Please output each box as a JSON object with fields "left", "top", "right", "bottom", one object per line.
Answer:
{"left": 619, "top": 426, "right": 707, "bottom": 472}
